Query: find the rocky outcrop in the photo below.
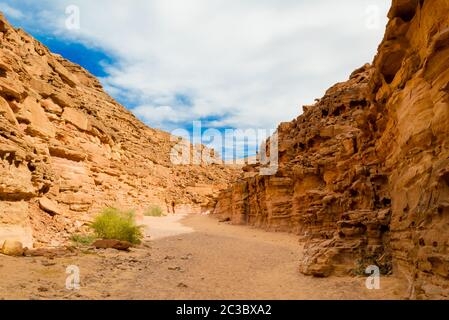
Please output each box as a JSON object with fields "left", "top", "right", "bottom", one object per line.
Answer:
{"left": 0, "top": 13, "right": 239, "bottom": 248}
{"left": 213, "top": 0, "right": 449, "bottom": 298}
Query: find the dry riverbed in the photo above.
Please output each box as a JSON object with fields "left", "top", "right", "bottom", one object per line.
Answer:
{"left": 0, "top": 214, "right": 408, "bottom": 300}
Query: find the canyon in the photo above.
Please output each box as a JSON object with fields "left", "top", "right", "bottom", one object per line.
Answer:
{"left": 212, "top": 0, "right": 449, "bottom": 299}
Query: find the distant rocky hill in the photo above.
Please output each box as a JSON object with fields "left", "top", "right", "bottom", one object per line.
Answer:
{"left": 0, "top": 13, "right": 239, "bottom": 247}
{"left": 212, "top": 0, "right": 449, "bottom": 299}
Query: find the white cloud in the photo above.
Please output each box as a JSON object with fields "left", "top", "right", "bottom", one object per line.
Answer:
{"left": 0, "top": 2, "right": 24, "bottom": 19}
{"left": 133, "top": 105, "right": 192, "bottom": 127}
{"left": 2, "top": 0, "right": 390, "bottom": 148}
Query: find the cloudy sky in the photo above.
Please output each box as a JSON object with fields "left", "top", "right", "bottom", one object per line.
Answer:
{"left": 0, "top": 0, "right": 390, "bottom": 158}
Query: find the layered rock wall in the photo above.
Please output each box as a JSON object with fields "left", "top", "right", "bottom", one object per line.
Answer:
{"left": 213, "top": 0, "right": 449, "bottom": 298}
{"left": 0, "top": 14, "right": 238, "bottom": 247}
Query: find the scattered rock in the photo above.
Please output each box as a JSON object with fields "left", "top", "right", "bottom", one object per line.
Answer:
{"left": 180, "top": 254, "right": 193, "bottom": 260}
{"left": 41, "top": 260, "right": 56, "bottom": 267}
{"left": 93, "top": 239, "right": 132, "bottom": 251}
{"left": 168, "top": 266, "right": 182, "bottom": 271}
{"left": 24, "top": 247, "right": 75, "bottom": 258}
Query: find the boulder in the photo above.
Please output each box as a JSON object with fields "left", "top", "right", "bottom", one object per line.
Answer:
{"left": 1, "top": 240, "right": 24, "bottom": 256}
{"left": 38, "top": 197, "right": 61, "bottom": 216}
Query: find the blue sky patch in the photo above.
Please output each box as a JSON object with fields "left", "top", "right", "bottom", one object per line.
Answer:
{"left": 4, "top": 10, "right": 115, "bottom": 78}
{"left": 35, "top": 35, "right": 114, "bottom": 78}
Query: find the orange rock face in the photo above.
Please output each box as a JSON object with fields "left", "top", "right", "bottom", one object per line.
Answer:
{"left": 213, "top": 0, "right": 449, "bottom": 298}
{"left": 0, "top": 14, "right": 239, "bottom": 248}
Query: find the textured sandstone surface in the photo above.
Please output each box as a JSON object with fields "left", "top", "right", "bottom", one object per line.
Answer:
{"left": 213, "top": 0, "right": 449, "bottom": 298}
{"left": 0, "top": 13, "right": 239, "bottom": 248}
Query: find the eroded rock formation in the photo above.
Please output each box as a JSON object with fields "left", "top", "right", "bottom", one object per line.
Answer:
{"left": 0, "top": 13, "right": 239, "bottom": 247}
{"left": 213, "top": 0, "right": 449, "bottom": 298}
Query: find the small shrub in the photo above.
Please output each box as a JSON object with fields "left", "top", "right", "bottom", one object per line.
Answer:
{"left": 144, "top": 205, "right": 164, "bottom": 217}
{"left": 70, "top": 234, "right": 96, "bottom": 246}
{"left": 91, "top": 208, "right": 144, "bottom": 244}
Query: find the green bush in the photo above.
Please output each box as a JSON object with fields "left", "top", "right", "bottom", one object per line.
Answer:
{"left": 91, "top": 208, "right": 144, "bottom": 244}
{"left": 70, "top": 234, "right": 96, "bottom": 246}
{"left": 144, "top": 205, "right": 164, "bottom": 217}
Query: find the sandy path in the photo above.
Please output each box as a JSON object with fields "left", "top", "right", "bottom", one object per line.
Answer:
{"left": 0, "top": 214, "right": 407, "bottom": 300}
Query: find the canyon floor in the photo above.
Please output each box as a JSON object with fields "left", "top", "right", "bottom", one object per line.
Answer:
{"left": 0, "top": 214, "right": 408, "bottom": 300}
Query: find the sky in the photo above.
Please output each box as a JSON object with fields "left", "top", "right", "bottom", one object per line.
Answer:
{"left": 0, "top": 0, "right": 390, "bottom": 159}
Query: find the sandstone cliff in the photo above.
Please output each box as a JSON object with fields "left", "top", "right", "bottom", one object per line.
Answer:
{"left": 0, "top": 13, "right": 239, "bottom": 248}
{"left": 213, "top": 0, "right": 449, "bottom": 298}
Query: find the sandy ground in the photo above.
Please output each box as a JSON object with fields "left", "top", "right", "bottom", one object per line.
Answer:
{"left": 0, "top": 214, "right": 408, "bottom": 300}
